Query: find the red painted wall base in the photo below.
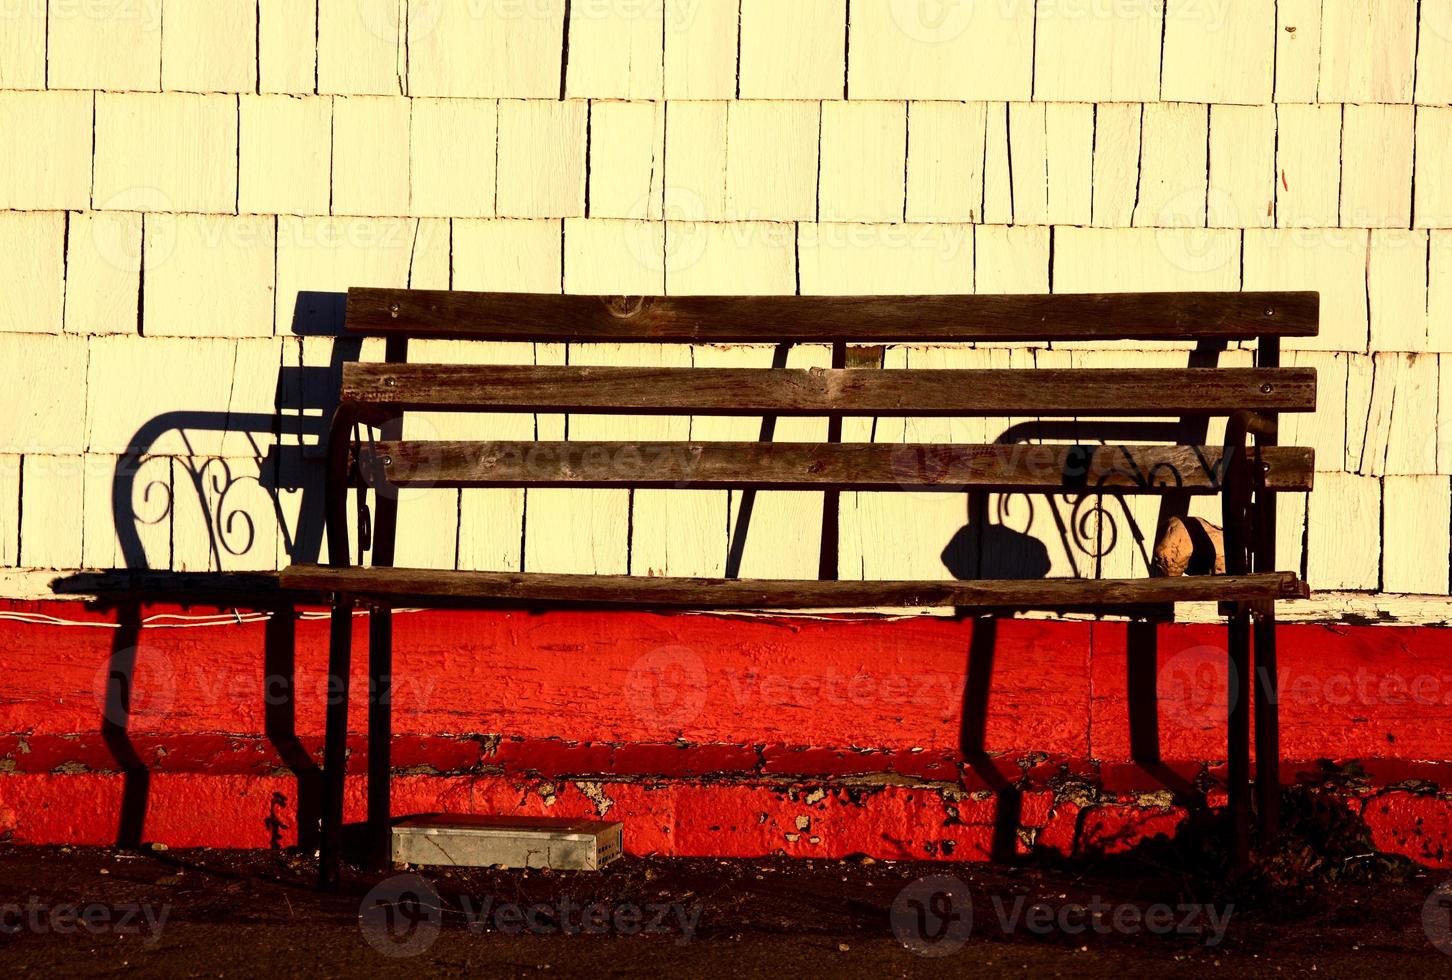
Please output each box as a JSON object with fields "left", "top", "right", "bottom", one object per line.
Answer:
{"left": 2, "top": 601, "right": 1451, "bottom": 866}
{"left": 3, "top": 770, "right": 1449, "bottom": 868}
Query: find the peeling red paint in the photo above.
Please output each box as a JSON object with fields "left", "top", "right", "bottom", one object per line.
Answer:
{"left": 8, "top": 772, "right": 1445, "bottom": 867}
{"left": 1361, "top": 792, "right": 1452, "bottom": 867}
{"left": 1077, "top": 805, "right": 1189, "bottom": 856}
{"left": 2, "top": 600, "right": 1452, "bottom": 865}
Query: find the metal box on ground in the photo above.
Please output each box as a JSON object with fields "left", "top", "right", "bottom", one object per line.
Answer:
{"left": 391, "top": 815, "right": 624, "bottom": 870}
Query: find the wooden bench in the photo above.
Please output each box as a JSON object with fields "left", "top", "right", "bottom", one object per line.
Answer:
{"left": 281, "top": 288, "right": 1319, "bottom": 888}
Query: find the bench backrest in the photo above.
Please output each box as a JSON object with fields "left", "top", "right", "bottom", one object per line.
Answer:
{"left": 347, "top": 290, "right": 1317, "bottom": 344}
{"left": 332, "top": 289, "right": 1319, "bottom": 571}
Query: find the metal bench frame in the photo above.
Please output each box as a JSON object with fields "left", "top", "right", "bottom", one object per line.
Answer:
{"left": 282, "top": 289, "right": 1320, "bottom": 889}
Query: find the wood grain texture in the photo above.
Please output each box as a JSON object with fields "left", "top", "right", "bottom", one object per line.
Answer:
{"left": 905, "top": 101, "right": 986, "bottom": 222}
{"left": 279, "top": 565, "right": 1309, "bottom": 608}
{"left": 0, "top": 211, "right": 64, "bottom": 333}
{"left": 1382, "top": 475, "right": 1452, "bottom": 595}
{"left": 341, "top": 364, "right": 1318, "bottom": 415}
{"left": 346, "top": 289, "right": 1320, "bottom": 341}
{"left": 0, "top": 454, "right": 17, "bottom": 566}
{"left": 1133, "top": 102, "right": 1209, "bottom": 228}
{"left": 1307, "top": 472, "right": 1380, "bottom": 591}
{"left": 1034, "top": 0, "right": 1161, "bottom": 102}
{"left": 1318, "top": 0, "right": 1416, "bottom": 103}
{"left": 362, "top": 441, "right": 1316, "bottom": 493}
{"left": 0, "top": 91, "right": 92, "bottom": 210}
{"left": 1274, "top": 0, "right": 1322, "bottom": 102}
{"left": 1090, "top": 103, "right": 1142, "bottom": 228}
{"left": 1275, "top": 104, "right": 1341, "bottom": 228}
{"left": 1208, "top": 105, "right": 1275, "bottom": 229}
{"left": 1161, "top": 0, "right": 1274, "bottom": 104}
{"left": 93, "top": 92, "right": 236, "bottom": 215}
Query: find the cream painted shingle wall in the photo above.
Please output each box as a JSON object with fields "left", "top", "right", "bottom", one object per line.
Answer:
{"left": 0, "top": 0, "right": 1448, "bottom": 597}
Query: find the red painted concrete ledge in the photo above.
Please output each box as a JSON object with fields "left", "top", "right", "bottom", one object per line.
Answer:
{"left": 2, "top": 601, "right": 1450, "bottom": 866}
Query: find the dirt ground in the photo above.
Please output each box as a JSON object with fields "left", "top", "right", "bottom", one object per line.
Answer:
{"left": 2, "top": 845, "right": 1451, "bottom": 977}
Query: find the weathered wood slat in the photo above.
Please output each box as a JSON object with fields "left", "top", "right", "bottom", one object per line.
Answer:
{"left": 279, "top": 565, "right": 1310, "bottom": 609}
{"left": 341, "top": 365, "right": 1318, "bottom": 415}
{"left": 361, "top": 441, "right": 1316, "bottom": 493}
{"left": 346, "top": 289, "right": 1320, "bottom": 342}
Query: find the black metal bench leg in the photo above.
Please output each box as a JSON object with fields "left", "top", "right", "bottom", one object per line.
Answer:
{"left": 319, "top": 593, "right": 353, "bottom": 891}
{"left": 1227, "top": 602, "right": 1252, "bottom": 869}
{"left": 1253, "top": 603, "right": 1281, "bottom": 841}
{"left": 367, "top": 604, "right": 393, "bottom": 866}
{"left": 364, "top": 397, "right": 404, "bottom": 869}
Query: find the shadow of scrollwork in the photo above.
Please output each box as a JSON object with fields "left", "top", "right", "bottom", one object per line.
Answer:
{"left": 55, "top": 292, "right": 365, "bottom": 851}
{"left": 955, "top": 341, "right": 1234, "bottom": 860}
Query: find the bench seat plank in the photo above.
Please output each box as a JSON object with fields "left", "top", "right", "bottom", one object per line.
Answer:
{"left": 343, "top": 365, "right": 1317, "bottom": 416}
{"left": 280, "top": 566, "right": 1309, "bottom": 609}
{"left": 348, "top": 289, "right": 1320, "bottom": 343}
{"left": 365, "top": 441, "right": 1316, "bottom": 493}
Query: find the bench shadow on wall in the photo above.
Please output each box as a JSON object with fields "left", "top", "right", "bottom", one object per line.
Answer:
{"left": 55, "top": 298, "right": 1215, "bottom": 861}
